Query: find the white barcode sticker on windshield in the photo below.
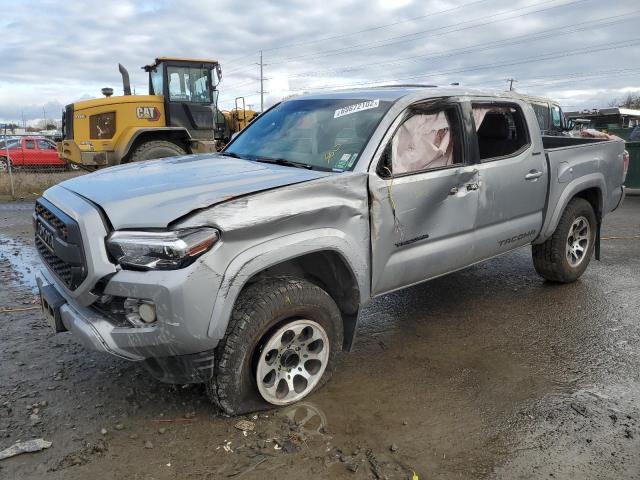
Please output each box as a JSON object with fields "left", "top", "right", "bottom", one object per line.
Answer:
{"left": 334, "top": 99, "right": 380, "bottom": 119}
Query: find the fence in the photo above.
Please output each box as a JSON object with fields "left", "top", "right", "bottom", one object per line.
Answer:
{"left": 1, "top": 128, "right": 85, "bottom": 199}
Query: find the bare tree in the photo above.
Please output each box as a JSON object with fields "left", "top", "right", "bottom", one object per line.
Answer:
{"left": 608, "top": 93, "right": 640, "bottom": 109}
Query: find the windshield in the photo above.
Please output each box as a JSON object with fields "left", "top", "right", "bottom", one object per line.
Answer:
{"left": 225, "top": 98, "right": 392, "bottom": 171}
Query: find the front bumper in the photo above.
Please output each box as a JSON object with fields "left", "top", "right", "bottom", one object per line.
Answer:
{"left": 35, "top": 188, "right": 224, "bottom": 382}
{"left": 36, "top": 265, "right": 221, "bottom": 360}
{"left": 59, "top": 140, "right": 112, "bottom": 167}
{"left": 36, "top": 267, "right": 219, "bottom": 383}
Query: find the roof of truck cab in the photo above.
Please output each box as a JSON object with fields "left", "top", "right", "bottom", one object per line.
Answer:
{"left": 143, "top": 57, "right": 219, "bottom": 70}
{"left": 288, "top": 85, "right": 520, "bottom": 102}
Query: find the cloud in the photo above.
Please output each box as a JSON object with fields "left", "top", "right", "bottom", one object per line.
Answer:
{"left": 0, "top": 0, "right": 638, "bottom": 122}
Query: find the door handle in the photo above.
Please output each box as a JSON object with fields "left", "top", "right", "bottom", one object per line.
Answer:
{"left": 525, "top": 170, "right": 543, "bottom": 180}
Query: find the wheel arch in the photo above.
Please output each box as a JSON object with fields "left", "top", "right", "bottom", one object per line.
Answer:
{"left": 207, "top": 231, "right": 369, "bottom": 351}
{"left": 536, "top": 174, "right": 605, "bottom": 243}
{"left": 117, "top": 127, "right": 192, "bottom": 164}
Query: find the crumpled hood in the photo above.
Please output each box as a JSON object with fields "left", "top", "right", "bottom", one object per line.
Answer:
{"left": 60, "top": 154, "right": 331, "bottom": 228}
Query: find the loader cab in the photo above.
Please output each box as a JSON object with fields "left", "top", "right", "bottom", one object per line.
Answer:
{"left": 144, "top": 57, "right": 222, "bottom": 140}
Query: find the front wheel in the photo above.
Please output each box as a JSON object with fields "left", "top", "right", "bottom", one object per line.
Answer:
{"left": 532, "top": 197, "right": 597, "bottom": 283}
{"left": 129, "top": 140, "right": 186, "bottom": 162}
{"left": 0, "top": 157, "right": 9, "bottom": 173}
{"left": 208, "top": 278, "right": 342, "bottom": 415}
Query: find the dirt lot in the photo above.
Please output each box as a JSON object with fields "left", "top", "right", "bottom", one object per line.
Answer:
{"left": 1, "top": 197, "right": 639, "bottom": 479}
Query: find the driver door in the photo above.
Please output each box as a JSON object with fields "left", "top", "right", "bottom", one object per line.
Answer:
{"left": 369, "top": 99, "right": 480, "bottom": 296}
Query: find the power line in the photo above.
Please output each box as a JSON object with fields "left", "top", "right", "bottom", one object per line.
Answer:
{"left": 513, "top": 69, "right": 640, "bottom": 89}
{"left": 267, "top": 0, "right": 588, "bottom": 65}
{"left": 221, "top": 0, "right": 493, "bottom": 67}
{"left": 467, "top": 67, "right": 640, "bottom": 89}
{"left": 282, "top": 10, "right": 638, "bottom": 80}
{"left": 223, "top": 0, "right": 588, "bottom": 76}
{"left": 261, "top": 0, "right": 494, "bottom": 53}
{"left": 295, "top": 37, "right": 640, "bottom": 91}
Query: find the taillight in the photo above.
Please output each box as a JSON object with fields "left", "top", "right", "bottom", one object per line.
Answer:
{"left": 623, "top": 150, "right": 629, "bottom": 182}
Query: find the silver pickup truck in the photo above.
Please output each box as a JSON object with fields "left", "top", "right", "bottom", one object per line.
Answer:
{"left": 34, "top": 87, "right": 627, "bottom": 414}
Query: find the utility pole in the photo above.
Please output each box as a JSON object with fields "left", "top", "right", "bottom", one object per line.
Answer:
{"left": 42, "top": 107, "right": 47, "bottom": 129}
{"left": 21, "top": 111, "right": 25, "bottom": 129}
{"left": 507, "top": 78, "right": 517, "bottom": 91}
{"left": 259, "top": 50, "right": 264, "bottom": 112}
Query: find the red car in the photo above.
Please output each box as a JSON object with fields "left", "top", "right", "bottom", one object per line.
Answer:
{"left": 0, "top": 136, "right": 78, "bottom": 172}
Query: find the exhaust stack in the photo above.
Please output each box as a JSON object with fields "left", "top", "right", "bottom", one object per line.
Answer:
{"left": 118, "top": 63, "right": 132, "bottom": 96}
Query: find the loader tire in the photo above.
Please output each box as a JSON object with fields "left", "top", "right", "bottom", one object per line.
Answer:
{"left": 128, "top": 140, "right": 186, "bottom": 162}
{"left": 532, "top": 198, "right": 596, "bottom": 283}
{"left": 208, "top": 278, "right": 342, "bottom": 415}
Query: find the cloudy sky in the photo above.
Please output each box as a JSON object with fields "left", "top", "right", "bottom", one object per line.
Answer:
{"left": 1, "top": 0, "right": 639, "bottom": 124}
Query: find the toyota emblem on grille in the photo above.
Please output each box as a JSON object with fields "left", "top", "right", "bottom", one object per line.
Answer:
{"left": 37, "top": 221, "right": 55, "bottom": 251}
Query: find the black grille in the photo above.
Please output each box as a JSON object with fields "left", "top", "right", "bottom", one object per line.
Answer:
{"left": 36, "top": 236, "right": 73, "bottom": 285}
{"left": 35, "top": 202, "right": 65, "bottom": 232}
{"left": 64, "top": 104, "right": 74, "bottom": 140}
{"left": 34, "top": 199, "right": 86, "bottom": 290}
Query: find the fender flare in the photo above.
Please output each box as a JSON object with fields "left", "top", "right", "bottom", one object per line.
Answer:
{"left": 537, "top": 172, "right": 605, "bottom": 243}
{"left": 117, "top": 127, "right": 192, "bottom": 160}
{"left": 206, "top": 228, "right": 370, "bottom": 340}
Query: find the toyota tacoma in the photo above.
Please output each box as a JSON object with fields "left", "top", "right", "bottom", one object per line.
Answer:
{"left": 35, "top": 87, "right": 627, "bottom": 414}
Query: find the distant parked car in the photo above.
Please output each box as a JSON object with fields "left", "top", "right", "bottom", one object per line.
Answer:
{"left": 0, "top": 136, "right": 79, "bottom": 172}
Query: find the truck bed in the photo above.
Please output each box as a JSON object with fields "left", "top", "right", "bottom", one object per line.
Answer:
{"left": 542, "top": 135, "right": 610, "bottom": 149}
{"left": 538, "top": 135, "right": 625, "bottom": 242}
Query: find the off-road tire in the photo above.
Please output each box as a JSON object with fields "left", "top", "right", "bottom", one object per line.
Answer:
{"left": 128, "top": 140, "right": 186, "bottom": 162}
{"left": 208, "top": 277, "right": 343, "bottom": 415}
{"left": 532, "top": 197, "right": 597, "bottom": 283}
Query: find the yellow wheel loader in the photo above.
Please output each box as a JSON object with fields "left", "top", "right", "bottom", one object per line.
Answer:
{"left": 59, "top": 58, "right": 257, "bottom": 169}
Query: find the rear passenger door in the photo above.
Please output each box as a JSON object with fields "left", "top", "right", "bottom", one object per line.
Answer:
{"left": 369, "top": 98, "right": 481, "bottom": 295}
{"left": 471, "top": 101, "right": 548, "bottom": 261}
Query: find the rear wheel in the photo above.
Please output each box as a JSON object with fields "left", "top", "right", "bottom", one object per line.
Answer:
{"left": 129, "top": 140, "right": 186, "bottom": 162}
{"left": 0, "top": 157, "right": 8, "bottom": 172}
{"left": 532, "top": 198, "right": 597, "bottom": 283}
{"left": 66, "top": 161, "right": 80, "bottom": 171}
{"left": 208, "top": 278, "right": 342, "bottom": 415}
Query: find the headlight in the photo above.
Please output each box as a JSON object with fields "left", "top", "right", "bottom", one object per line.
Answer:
{"left": 106, "top": 227, "right": 220, "bottom": 270}
{"left": 89, "top": 112, "right": 116, "bottom": 139}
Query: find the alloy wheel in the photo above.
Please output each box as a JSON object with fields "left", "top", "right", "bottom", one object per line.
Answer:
{"left": 256, "top": 319, "right": 329, "bottom": 405}
{"left": 566, "top": 215, "right": 590, "bottom": 267}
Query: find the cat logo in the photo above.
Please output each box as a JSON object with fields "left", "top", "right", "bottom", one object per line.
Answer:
{"left": 136, "top": 106, "right": 161, "bottom": 121}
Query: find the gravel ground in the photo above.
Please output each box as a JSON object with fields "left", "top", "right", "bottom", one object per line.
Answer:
{"left": 0, "top": 197, "right": 638, "bottom": 479}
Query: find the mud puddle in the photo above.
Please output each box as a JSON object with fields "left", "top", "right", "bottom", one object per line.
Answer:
{"left": 0, "top": 233, "right": 40, "bottom": 292}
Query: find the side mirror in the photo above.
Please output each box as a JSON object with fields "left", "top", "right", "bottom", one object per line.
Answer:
{"left": 565, "top": 119, "right": 575, "bottom": 131}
